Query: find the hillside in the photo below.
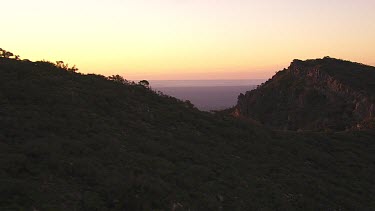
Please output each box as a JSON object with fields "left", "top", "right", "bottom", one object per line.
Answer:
{"left": 1, "top": 56, "right": 375, "bottom": 210}
{"left": 236, "top": 57, "right": 375, "bottom": 131}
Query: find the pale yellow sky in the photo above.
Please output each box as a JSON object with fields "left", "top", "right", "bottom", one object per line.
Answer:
{"left": 2, "top": 0, "right": 375, "bottom": 79}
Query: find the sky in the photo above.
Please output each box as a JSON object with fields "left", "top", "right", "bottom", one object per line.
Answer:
{"left": 2, "top": 0, "right": 375, "bottom": 80}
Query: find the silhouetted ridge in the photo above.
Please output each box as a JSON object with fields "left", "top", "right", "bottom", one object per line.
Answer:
{"left": 236, "top": 57, "right": 375, "bottom": 131}
{"left": 1, "top": 53, "right": 375, "bottom": 210}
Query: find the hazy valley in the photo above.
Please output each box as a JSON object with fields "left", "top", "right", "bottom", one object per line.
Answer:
{"left": 154, "top": 85, "right": 257, "bottom": 111}
{"left": 150, "top": 80, "right": 263, "bottom": 111}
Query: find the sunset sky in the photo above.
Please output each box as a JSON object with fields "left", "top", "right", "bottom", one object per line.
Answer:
{"left": 2, "top": 0, "right": 375, "bottom": 80}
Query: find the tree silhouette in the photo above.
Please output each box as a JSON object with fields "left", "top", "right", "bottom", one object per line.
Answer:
{"left": 69, "top": 65, "right": 78, "bottom": 72}
{"left": 108, "top": 75, "right": 129, "bottom": 84}
{"left": 56, "top": 61, "right": 69, "bottom": 69}
{"left": 138, "top": 80, "right": 150, "bottom": 88}
{"left": 0, "top": 48, "right": 14, "bottom": 58}
{"left": 55, "top": 61, "right": 78, "bottom": 72}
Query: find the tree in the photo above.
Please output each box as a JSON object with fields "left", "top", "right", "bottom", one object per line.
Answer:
{"left": 68, "top": 65, "right": 78, "bottom": 72}
{"left": 0, "top": 48, "right": 14, "bottom": 58}
{"left": 55, "top": 61, "right": 78, "bottom": 72}
{"left": 108, "top": 75, "right": 129, "bottom": 84}
{"left": 56, "top": 61, "right": 69, "bottom": 69}
{"left": 138, "top": 80, "right": 150, "bottom": 88}
{"left": 5, "top": 52, "right": 14, "bottom": 58}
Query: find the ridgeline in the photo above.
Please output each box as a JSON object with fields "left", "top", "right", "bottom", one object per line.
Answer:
{"left": 1, "top": 54, "right": 375, "bottom": 210}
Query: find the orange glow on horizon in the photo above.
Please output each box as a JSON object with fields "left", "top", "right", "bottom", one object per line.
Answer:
{"left": 2, "top": 0, "right": 375, "bottom": 80}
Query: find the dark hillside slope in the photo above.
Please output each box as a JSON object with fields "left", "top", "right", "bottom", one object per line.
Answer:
{"left": 236, "top": 57, "right": 375, "bottom": 131}
{"left": 1, "top": 57, "right": 375, "bottom": 210}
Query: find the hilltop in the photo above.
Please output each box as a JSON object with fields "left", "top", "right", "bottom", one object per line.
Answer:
{"left": 1, "top": 54, "right": 375, "bottom": 210}
{"left": 236, "top": 57, "right": 375, "bottom": 131}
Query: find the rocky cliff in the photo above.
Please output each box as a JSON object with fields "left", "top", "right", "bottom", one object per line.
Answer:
{"left": 236, "top": 57, "right": 375, "bottom": 131}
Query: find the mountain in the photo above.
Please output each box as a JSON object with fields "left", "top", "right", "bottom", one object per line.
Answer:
{"left": 1, "top": 55, "right": 375, "bottom": 210}
{"left": 235, "top": 57, "right": 375, "bottom": 131}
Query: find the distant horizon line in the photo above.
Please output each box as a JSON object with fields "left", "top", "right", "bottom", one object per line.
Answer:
{"left": 146, "top": 79, "right": 267, "bottom": 88}
{"left": 132, "top": 79, "right": 268, "bottom": 81}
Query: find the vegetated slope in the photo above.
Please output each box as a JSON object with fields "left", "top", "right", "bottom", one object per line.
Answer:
{"left": 1, "top": 57, "right": 375, "bottom": 210}
{"left": 236, "top": 57, "right": 375, "bottom": 131}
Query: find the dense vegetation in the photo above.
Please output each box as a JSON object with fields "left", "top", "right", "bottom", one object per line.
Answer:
{"left": 1, "top": 55, "right": 375, "bottom": 210}
{"left": 236, "top": 57, "right": 375, "bottom": 131}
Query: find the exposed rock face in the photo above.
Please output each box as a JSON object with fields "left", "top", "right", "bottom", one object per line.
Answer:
{"left": 236, "top": 57, "right": 375, "bottom": 131}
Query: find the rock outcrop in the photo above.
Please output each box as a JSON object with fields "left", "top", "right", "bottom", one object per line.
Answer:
{"left": 235, "top": 57, "right": 375, "bottom": 131}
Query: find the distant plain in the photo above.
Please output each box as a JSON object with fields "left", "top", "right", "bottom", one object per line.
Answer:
{"left": 151, "top": 80, "right": 265, "bottom": 111}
